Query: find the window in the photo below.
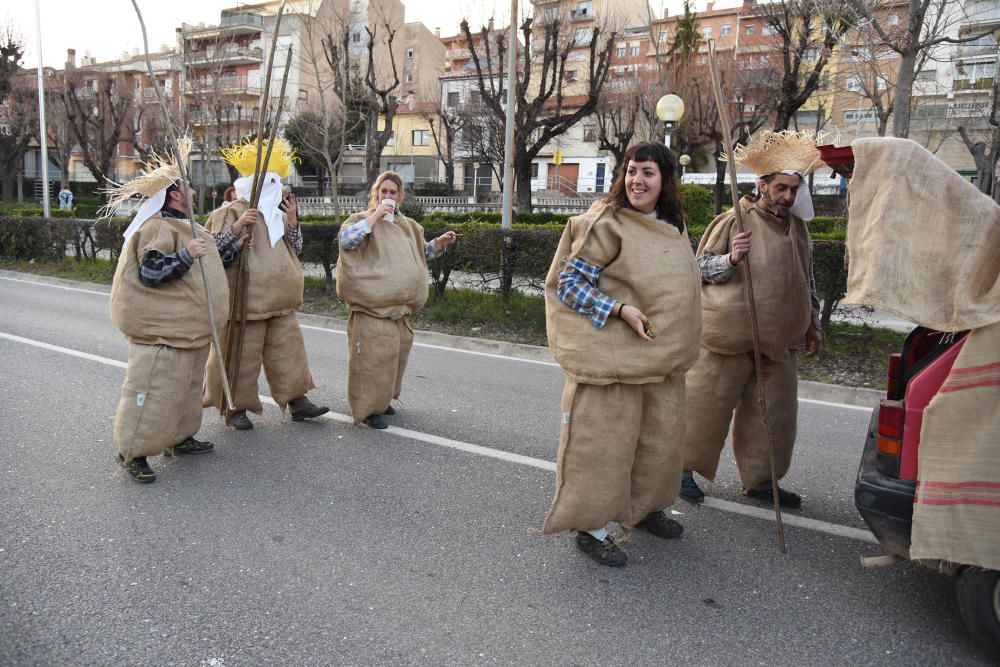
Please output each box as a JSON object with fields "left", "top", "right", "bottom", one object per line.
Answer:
{"left": 746, "top": 25, "right": 756, "bottom": 36}
{"left": 630, "top": 45, "right": 640, "bottom": 57}
{"left": 386, "top": 130, "right": 395, "bottom": 146}
{"left": 565, "top": 69, "right": 578, "bottom": 82}
{"left": 298, "top": 89, "right": 308, "bottom": 101}
{"left": 701, "top": 26, "right": 712, "bottom": 38}
{"left": 616, "top": 46, "right": 625, "bottom": 58}
{"left": 531, "top": 163, "right": 539, "bottom": 178}
{"left": 916, "top": 69, "right": 936, "bottom": 82}
{"left": 575, "top": 28, "right": 591, "bottom": 43}
{"left": 352, "top": 32, "right": 361, "bottom": 43}
{"left": 469, "top": 90, "right": 481, "bottom": 105}
{"left": 887, "top": 14, "right": 900, "bottom": 26}
{"left": 843, "top": 109, "right": 876, "bottom": 123}
{"left": 405, "top": 72, "right": 414, "bottom": 82}
{"left": 447, "top": 91, "right": 459, "bottom": 106}
{"left": 406, "top": 48, "right": 414, "bottom": 58}
{"left": 658, "top": 31, "right": 668, "bottom": 43}
{"left": 846, "top": 75, "right": 861, "bottom": 92}
{"left": 583, "top": 125, "right": 597, "bottom": 142}
{"left": 762, "top": 24, "right": 777, "bottom": 36}
{"left": 412, "top": 130, "right": 430, "bottom": 146}
{"left": 819, "top": 72, "right": 830, "bottom": 90}
{"left": 720, "top": 24, "right": 731, "bottom": 36}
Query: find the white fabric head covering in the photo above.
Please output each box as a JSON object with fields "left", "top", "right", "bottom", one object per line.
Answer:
{"left": 121, "top": 187, "right": 168, "bottom": 245}
{"left": 234, "top": 172, "right": 285, "bottom": 247}
{"left": 780, "top": 169, "right": 815, "bottom": 221}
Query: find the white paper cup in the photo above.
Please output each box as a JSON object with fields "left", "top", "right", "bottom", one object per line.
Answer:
{"left": 382, "top": 198, "right": 396, "bottom": 223}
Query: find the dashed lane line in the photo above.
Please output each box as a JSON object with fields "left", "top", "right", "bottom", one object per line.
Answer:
{"left": 1, "top": 329, "right": 879, "bottom": 545}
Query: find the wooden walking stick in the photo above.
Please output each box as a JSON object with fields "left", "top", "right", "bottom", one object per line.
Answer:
{"left": 706, "top": 40, "right": 787, "bottom": 553}
{"left": 130, "top": 0, "right": 235, "bottom": 410}
{"left": 221, "top": 3, "right": 292, "bottom": 424}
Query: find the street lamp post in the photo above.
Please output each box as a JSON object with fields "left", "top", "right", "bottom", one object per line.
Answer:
{"left": 679, "top": 153, "right": 691, "bottom": 179}
{"left": 655, "top": 93, "right": 685, "bottom": 150}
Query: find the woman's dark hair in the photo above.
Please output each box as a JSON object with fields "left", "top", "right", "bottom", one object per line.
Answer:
{"left": 604, "top": 142, "right": 684, "bottom": 232}
{"left": 161, "top": 181, "right": 181, "bottom": 211}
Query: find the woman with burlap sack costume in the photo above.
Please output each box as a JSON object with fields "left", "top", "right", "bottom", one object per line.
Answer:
{"left": 336, "top": 171, "right": 457, "bottom": 429}
{"left": 202, "top": 139, "right": 329, "bottom": 430}
{"left": 543, "top": 142, "right": 702, "bottom": 568}
{"left": 680, "top": 131, "right": 823, "bottom": 509}
{"left": 106, "top": 144, "right": 246, "bottom": 483}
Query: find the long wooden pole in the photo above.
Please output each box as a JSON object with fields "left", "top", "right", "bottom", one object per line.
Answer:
{"left": 130, "top": 0, "right": 235, "bottom": 410}
{"left": 707, "top": 40, "right": 786, "bottom": 553}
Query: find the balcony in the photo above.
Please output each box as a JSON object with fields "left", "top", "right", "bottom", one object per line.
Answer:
{"left": 185, "top": 76, "right": 262, "bottom": 96}
{"left": 220, "top": 11, "right": 263, "bottom": 32}
{"left": 955, "top": 37, "right": 998, "bottom": 60}
{"left": 181, "top": 12, "right": 263, "bottom": 40}
{"left": 141, "top": 87, "right": 173, "bottom": 99}
{"left": 186, "top": 45, "right": 263, "bottom": 66}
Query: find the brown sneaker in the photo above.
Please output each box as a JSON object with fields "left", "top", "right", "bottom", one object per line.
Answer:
{"left": 636, "top": 511, "right": 684, "bottom": 539}
{"left": 575, "top": 532, "right": 627, "bottom": 567}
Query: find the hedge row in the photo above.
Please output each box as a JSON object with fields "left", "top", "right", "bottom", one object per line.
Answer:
{"left": 1, "top": 214, "right": 848, "bottom": 327}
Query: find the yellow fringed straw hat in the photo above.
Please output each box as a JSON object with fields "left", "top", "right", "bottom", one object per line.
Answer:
{"left": 726, "top": 130, "right": 824, "bottom": 177}
{"left": 220, "top": 137, "right": 296, "bottom": 178}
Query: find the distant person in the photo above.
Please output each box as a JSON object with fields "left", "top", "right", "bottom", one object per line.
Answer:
{"left": 336, "top": 171, "right": 456, "bottom": 429}
{"left": 104, "top": 147, "right": 247, "bottom": 483}
{"left": 58, "top": 185, "right": 73, "bottom": 211}
{"left": 681, "top": 131, "right": 823, "bottom": 509}
{"left": 542, "top": 142, "right": 702, "bottom": 567}
{"left": 204, "top": 139, "right": 329, "bottom": 430}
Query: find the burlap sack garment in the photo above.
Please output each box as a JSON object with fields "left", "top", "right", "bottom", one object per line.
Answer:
{"left": 115, "top": 343, "right": 210, "bottom": 460}
{"left": 202, "top": 200, "right": 316, "bottom": 412}
{"left": 542, "top": 200, "right": 702, "bottom": 534}
{"left": 695, "top": 197, "right": 813, "bottom": 362}
{"left": 109, "top": 215, "right": 228, "bottom": 460}
{"left": 336, "top": 210, "right": 429, "bottom": 319}
{"left": 845, "top": 137, "right": 1000, "bottom": 569}
{"left": 683, "top": 347, "right": 798, "bottom": 489}
{"left": 110, "top": 215, "right": 229, "bottom": 348}
{"left": 845, "top": 137, "right": 1000, "bottom": 332}
{"left": 544, "top": 201, "right": 702, "bottom": 384}
{"left": 204, "top": 198, "right": 304, "bottom": 319}
{"left": 337, "top": 210, "right": 429, "bottom": 421}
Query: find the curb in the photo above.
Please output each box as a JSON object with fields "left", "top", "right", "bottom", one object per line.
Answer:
{"left": 2, "top": 269, "right": 882, "bottom": 409}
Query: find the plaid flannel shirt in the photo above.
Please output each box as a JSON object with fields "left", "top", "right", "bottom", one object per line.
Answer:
{"left": 138, "top": 210, "right": 241, "bottom": 287}
{"left": 557, "top": 257, "right": 618, "bottom": 328}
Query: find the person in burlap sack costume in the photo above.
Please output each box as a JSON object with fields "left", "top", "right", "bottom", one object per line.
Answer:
{"left": 680, "top": 131, "right": 823, "bottom": 509}
{"left": 106, "top": 144, "right": 248, "bottom": 483}
{"left": 203, "top": 139, "right": 329, "bottom": 430}
{"left": 336, "top": 171, "right": 457, "bottom": 429}
{"left": 543, "top": 142, "right": 702, "bottom": 568}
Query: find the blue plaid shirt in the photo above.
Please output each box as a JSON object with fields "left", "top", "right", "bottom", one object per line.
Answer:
{"left": 339, "top": 217, "right": 444, "bottom": 260}
{"left": 557, "top": 257, "right": 618, "bottom": 328}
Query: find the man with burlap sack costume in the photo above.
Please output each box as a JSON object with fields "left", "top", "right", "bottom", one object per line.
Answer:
{"left": 203, "top": 139, "right": 329, "bottom": 430}
{"left": 106, "top": 144, "right": 246, "bottom": 483}
{"left": 543, "top": 142, "right": 702, "bottom": 568}
{"left": 680, "top": 131, "right": 823, "bottom": 509}
{"left": 336, "top": 171, "right": 457, "bottom": 429}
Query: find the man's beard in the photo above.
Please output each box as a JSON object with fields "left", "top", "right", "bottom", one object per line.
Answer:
{"left": 761, "top": 191, "right": 790, "bottom": 217}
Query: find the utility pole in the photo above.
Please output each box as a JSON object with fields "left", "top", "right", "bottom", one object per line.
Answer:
{"left": 500, "top": 0, "right": 517, "bottom": 230}
{"left": 35, "top": 0, "right": 50, "bottom": 217}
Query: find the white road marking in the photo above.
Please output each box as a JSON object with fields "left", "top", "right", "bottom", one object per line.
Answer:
{"left": 0, "top": 274, "right": 109, "bottom": 296}
{"left": 1, "top": 329, "right": 880, "bottom": 546}
{"left": 799, "top": 397, "right": 874, "bottom": 413}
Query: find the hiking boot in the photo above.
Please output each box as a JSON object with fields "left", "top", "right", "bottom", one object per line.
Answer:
{"left": 575, "top": 532, "right": 627, "bottom": 568}
{"left": 163, "top": 437, "right": 214, "bottom": 457}
{"left": 289, "top": 396, "right": 330, "bottom": 422}
{"left": 636, "top": 510, "right": 684, "bottom": 539}
{"left": 363, "top": 413, "right": 389, "bottom": 430}
{"left": 116, "top": 454, "right": 155, "bottom": 484}
{"left": 746, "top": 482, "right": 802, "bottom": 509}
{"left": 679, "top": 470, "right": 705, "bottom": 504}
{"left": 230, "top": 410, "right": 253, "bottom": 430}
{"left": 382, "top": 404, "right": 397, "bottom": 416}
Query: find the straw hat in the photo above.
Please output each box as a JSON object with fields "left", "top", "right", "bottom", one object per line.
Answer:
{"left": 99, "top": 137, "right": 192, "bottom": 219}
{"left": 220, "top": 137, "right": 296, "bottom": 178}
{"left": 727, "top": 130, "right": 824, "bottom": 177}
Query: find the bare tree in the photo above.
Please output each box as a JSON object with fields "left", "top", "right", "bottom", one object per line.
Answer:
{"left": 850, "top": 0, "right": 996, "bottom": 138}
{"left": 61, "top": 70, "right": 133, "bottom": 196}
{"left": 0, "top": 42, "right": 37, "bottom": 202}
{"left": 361, "top": 23, "right": 401, "bottom": 187}
{"left": 422, "top": 107, "right": 462, "bottom": 192}
{"left": 957, "top": 46, "right": 1000, "bottom": 200}
{"left": 460, "top": 15, "right": 617, "bottom": 212}
{"left": 754, "top": 0, "right": 853, "bottom": 131}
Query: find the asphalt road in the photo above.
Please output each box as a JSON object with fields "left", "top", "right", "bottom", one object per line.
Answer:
{"left": 0, "top": 273, "right": 993, "bottom": 666}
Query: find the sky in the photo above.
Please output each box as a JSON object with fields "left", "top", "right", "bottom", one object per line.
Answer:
{"left": 5, "top": 0, "right": 744, "bottom": 70}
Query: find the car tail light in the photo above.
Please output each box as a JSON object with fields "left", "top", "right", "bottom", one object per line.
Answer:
{"left": 886, "top": 353, "right": 902, "bottom": 399}
{"left": 876, "top": 399, "right": 904, "bottom": 476}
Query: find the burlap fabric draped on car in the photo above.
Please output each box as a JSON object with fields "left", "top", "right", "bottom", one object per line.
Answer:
{"left": 847, "top": 137, "right": 1000, "bottom": 569}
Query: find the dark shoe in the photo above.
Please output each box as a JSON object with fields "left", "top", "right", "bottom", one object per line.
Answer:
{"left": 746, "top": 482, "right": 802, "bottom": 509}
{"left": 163, "top": 437, "right": 214, "bottom": 457}
{"left": 575, "top": 532, "right": 627, "bottom": 567}
{"left": 230, "top": 410, "right": 253, "bottom": 430}
{"left": 116, "top": 454, "right": 155, "bottom": 483}
{"left": 679, "top": 470, "right": 705, "bottom": 504}
{"left": 289, "top": 396, "right": 330, "bottom": 422}
{"left": 382, "top": 404, "right": 396, "bottom": 415}
{"left": 636, "top": 511, "right": 684, "bottom": 539}
{"left": 363, "top": 413, "right": 389, "bottom": 429}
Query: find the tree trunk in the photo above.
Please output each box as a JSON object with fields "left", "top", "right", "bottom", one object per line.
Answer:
{"left": 514, "top": 152, "right": 532, "bottom": 214}
{"left": 0, "top": 173, "right": 16, "bottom": 203}
{"left": 444, "top": 162, "right": 455, "bottom": 194}
{"left": 713, "top": 145, "right": 727, "bottom": 214}
{"left": 892, "top": 50, "right": 918, "bottom": 138}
